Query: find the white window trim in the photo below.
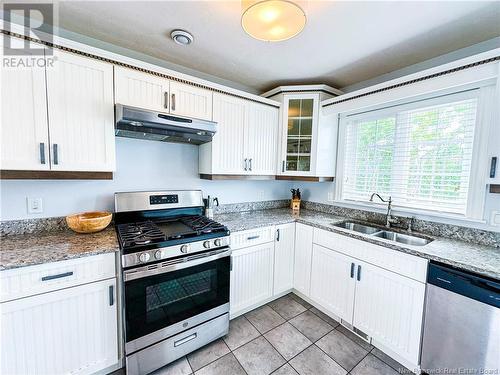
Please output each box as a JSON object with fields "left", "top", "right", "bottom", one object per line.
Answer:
{"left": 335, "top": 82, "right": 497, "bottom": 223}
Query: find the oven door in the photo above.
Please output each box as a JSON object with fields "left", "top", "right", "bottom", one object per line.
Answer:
{"left": 123, "top": 249, "right": 231, "bottom": 354}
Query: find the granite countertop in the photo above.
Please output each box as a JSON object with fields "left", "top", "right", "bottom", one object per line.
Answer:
{"left": 216, "top": 208, "right": 500, "bottom": 280}
{"left": 0, "top": 227, "right": 119, "bottom": 271}
{"left": 1, "top": 209, "right": 499, "bottom": 280}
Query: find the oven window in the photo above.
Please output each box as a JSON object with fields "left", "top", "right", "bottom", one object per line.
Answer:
{"left": 125, "top": 256, "right": 230, "bottom": 342}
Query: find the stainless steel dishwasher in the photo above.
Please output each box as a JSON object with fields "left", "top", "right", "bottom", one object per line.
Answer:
{"left": 421, "top": 262, "right": 500, "bottom": 374}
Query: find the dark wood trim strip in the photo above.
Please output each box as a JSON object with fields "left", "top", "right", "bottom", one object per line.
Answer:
{"left": 275, "top": 175, "right": 334, "bottom": 182}
{"left": 199, "top": 174, "right": 275, "bottom": 181}
{"left": 1, "top": 29, "right": 280, "bottom": 109}
{"left": 322, "top": 56, "right": 500, "bottom": 108}
{"left": 0, "top": 170, "right": 113, "bottom": 180}
{"left": 490, "top": 184, "right": 500, "bottom": 194}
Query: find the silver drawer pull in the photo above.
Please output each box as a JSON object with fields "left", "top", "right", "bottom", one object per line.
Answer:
{"left": 41, "top": 271, "right": 73, "bottom": 281}
{"left": 174, "top": 333, "right": 197, "bottom": 347}
{"left": 247, "top": 235, "right": 260, "bottom": 240}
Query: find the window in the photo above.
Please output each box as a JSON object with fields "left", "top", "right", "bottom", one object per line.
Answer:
{"left": 339, "top": 90, "right": 480, "bottom": 216}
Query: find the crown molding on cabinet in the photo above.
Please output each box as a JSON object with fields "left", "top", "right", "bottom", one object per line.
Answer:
{"left": 1, "top": 24, "right": 280, "bottom": 108}
{"left": 261, "top": 84, "right": 343, "bottom": 98}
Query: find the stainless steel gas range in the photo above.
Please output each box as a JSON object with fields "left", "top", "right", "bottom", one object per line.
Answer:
{"left": 114, "top": 190, "right": 231, "bottom": 375}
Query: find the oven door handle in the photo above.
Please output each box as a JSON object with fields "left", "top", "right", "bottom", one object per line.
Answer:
{"left": 124, "top": 249, "right": 232, "bottom": 282}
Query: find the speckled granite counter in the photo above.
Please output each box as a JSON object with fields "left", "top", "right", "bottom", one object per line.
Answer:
{"left": 2, "top": 209, "right": 499, "bottom": 280}
{"left": 216, "top": 208, "right": 500, "bottom": 280}
{"left": 0, "top": 228, "right": 119, "bottom": 270}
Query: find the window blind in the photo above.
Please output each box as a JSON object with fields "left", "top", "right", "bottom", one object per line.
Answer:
{"left": 341, "top": 90, "right": 479, "bottom": 215}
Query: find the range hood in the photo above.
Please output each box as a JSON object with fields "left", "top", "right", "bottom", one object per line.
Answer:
{"left": 115, "top": 104, "right": 217, "bottom": 145}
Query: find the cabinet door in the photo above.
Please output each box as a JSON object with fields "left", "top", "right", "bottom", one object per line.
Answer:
{"left": 46, "top": 50, "right": 116, "bottom": 171}
{"left": 1, "top": 278, "right": 118, "bottom": 375}
{"left": 230, "top": 242, "right": 274, "bottom": 317}
{"left": 114, "top": 66, "right": 169, "bottom": 112}
{"left": 353, "top": 261, "right": 425, "bottom": 367}
{"left": 279, "top": 94, "right": 319, "bottom": 176}
{"left": 211, "top": 93, "right": 246, "bottom": 174}
{"left": 310, "top": 244, "right": 356, "bottom": 323}
{"left": 293, "top": 223, "right": 313, "bottom": 297}
{"left": 273, "top": 223, "right": 296, "bottom": 295}
{"left": 245, "top": 102, "right": 279, "bottom": 175}
{"left": 169, "top": 81, "right": 213, "bottom": 121}
{"left": 1, "top": 37, "right": 49, "bottom": 171}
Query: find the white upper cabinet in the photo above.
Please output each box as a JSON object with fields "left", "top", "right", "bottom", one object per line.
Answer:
{"left": 273, "top": 223, "right": 296, "bottom": 295}
{"left": 114, "top": 66, "right": 169, "bottom": 112}
{"left": 1, "top": 43, "right": 49, "bottom": 171}
{"left": 262, "top": 85, "right": 341, "bottom": 179}
{"left": 169, "top": 81, "right": 213, "bottom": 121}
{"left": 114, "top": 67, "right": 213, "bottom": 121}
{"left": 245, "top": 101, "right": 279, "bottom": 175}
{"left": 199, "top": 93, "right": 279, "bottom": 176}
{"left": 47, "top": 49, "right": 115, "bottom": 172}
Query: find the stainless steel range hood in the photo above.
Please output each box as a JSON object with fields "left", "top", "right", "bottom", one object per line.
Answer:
{"left": 115, "top": 104, "right": 217, "bottom": 145}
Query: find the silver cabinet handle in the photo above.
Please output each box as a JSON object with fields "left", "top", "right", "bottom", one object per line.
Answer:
{"left": 164, "top": 92, "right": 169, "bottom": 109}
{"left": 174, "top": 333, "right": 197, "bottom": 347}
{"left": 276, "top": 228, "right": 280, "bottom": 241}
{"left": 490, "top": 157, "right": 497, "bottom": 178}
{"left": 247, "top": 235, "right": 260, "bottom": 240}
{"left": 282, "top": 160, "right": 285, "bottom": 172}
{"left": 350, "top": 263, "right": 355, "bottom": 278}
{"left": 39, "top": 143, "right": 46, "bottom": 164}
{"left": 249, "top": 158, "right": 252, "bottom": 171}
{"left": 109, "top": 285, "right": 114, "bottom": 306}
{"left": 171, "top": 93, "right": 176, "bottom": 111}
{"left": 53, "top": 144, "right": 59, "bottom": 165}
{"left": 244, "top": 158, "right": 248, "bottom": 171}
{"left": 357, "top": 265, "right": 361, "bottom": 281}
{"left": 41, "top": 271, "right": 73, "bottom": 281}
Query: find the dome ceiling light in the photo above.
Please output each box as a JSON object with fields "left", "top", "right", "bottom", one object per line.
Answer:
{"left": 241, "top": 0, "right": 307, "bottom": 42}
{"left": 170, "top": 30, "right": 194, "bottom": 46}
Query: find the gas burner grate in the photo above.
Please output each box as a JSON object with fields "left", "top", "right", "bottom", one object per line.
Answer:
{"left": 117, "top": 221, "right": 165, "bottom": 248}
{"left": 180, "top": 216, "right": 226, "bottom": 234}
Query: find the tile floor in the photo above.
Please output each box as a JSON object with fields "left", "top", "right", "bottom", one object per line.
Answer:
{"left": 120, "top": 293, "right": 413, "bottom": 375}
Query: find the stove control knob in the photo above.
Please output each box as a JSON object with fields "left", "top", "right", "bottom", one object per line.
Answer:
{"left": 214, "top": 239, "right": 222, "bottom": 247}
{"left": 154, "top": 250, "right": 162, "bottom": 260}
{"left": 139, "top": 253, "right": 150, "bottom": 263}
{"left": 180, "top": 244, "right": 190, "bottom": 253}
{"left": 203, "top": 241, "right": 211, "bottom": 249}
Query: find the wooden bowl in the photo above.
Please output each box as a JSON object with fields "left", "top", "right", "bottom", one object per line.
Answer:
{"left": 66, "top": 211, "right": 112, "bottom": 234}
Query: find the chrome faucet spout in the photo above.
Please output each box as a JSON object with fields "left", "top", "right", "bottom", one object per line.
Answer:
{"left": 369, "top": 192, "right": 398, "bottom": 228}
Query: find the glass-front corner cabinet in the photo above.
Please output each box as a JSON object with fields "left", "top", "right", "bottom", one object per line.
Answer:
{"left": 281, "top": 93, "right": 319, "bottom": 175}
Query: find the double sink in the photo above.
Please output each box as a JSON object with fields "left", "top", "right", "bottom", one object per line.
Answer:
{"left": 334, "top": 221, "right": 433, "bottom": 246}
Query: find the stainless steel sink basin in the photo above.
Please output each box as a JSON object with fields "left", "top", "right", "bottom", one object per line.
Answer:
{"left": 334, "top": 222, "right": 381, "bottom": 235}
{"left": 372, "top": 230, "right": 432, "bottom": 246}
{"left": 334, "top": 221, "right": 433, "bottom": 246}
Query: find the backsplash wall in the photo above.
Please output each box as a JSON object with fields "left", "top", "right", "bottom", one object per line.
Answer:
{"left": 0, "top": 138, "right": 294, "bottom": 221}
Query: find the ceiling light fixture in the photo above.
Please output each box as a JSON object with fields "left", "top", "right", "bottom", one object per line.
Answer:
{"left": 241, "top": 0, "right": 307, "bottom": 42}
{"left": 170, "top": 30, "right": 194, "bottom": 46}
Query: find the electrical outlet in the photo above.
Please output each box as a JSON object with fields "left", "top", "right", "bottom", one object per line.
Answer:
{"left": 257, "top": 190, "right": 265, "bottom": 200}
{"left": 27, "top": 197, "right": 43, "bottom": 214}
{"left": 491, "top": 211, "right": 500, "bottom": 226}
{"left": 327, "top": 191, "right": 335, "bottom": 202}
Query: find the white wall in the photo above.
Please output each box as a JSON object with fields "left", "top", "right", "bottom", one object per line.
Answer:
{"left": 0, "top": 138, "right": 293, "bottom": 221}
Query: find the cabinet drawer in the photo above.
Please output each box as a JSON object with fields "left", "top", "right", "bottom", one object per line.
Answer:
{"left": 1, "top": 253, "right": 116, "bottom": 302}
{"left": 230, "top": 226, "right": 275, "bottom": 250}
{"left": 313, "top": 228, "right": 427, "bottom": 282}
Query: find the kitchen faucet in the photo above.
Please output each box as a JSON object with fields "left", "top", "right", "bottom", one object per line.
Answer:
{"left": 369, "top": 193, "right": 399, "bottom": 228}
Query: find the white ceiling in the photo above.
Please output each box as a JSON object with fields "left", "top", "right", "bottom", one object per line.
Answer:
{"left": 53, "top": 1, "right": 500, "bottom": 92}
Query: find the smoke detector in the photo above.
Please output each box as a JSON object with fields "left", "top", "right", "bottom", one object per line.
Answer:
{"left": 170, "top": 30, "right": 194, "bottom": 46}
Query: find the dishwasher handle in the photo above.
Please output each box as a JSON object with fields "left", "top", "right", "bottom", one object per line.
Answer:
{"left": 428, "top": 262, "right": 500, "bottom": 308}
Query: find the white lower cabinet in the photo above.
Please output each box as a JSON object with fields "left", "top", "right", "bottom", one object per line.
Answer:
{"left": 230, "top": 242, "right": 275, "bottom": 317}
{"left": 273, "top": 223, "right": 296, "bottom": 295}
{"left": 1, "top": 278, "right": 118, "bottom": 375}
{"left": 310, "top": 244, "right": 356, "bottom": 323}
{"left": 353, "top": 260, "right": 425, "bottom": 366}
{"left": 293, "top": 223, "right": 313, "bottom": 297}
